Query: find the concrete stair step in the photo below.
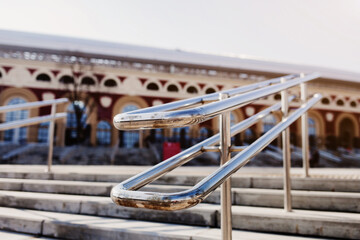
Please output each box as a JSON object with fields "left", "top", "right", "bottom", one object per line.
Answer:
{"left": 0, "top": 190, "right": 218, "bottom": 227}
{"left": 0, "top": 166, "right": 359, "bottom": 192}
{"left": 0, "top": 230, "right": 56, "bottom": 240}
{"left": 0, "top": 207, "right": 325, "bottom": 240}
{"left": 0, "top": 179, "right": 359, "bottom": 212}
{"left": 0, "top": 190, "right": 359, "bottom": 239}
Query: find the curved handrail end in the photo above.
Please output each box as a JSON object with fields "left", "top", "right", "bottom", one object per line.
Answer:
{"left": 111, "top": 184, "right": 203, "bottom": 211}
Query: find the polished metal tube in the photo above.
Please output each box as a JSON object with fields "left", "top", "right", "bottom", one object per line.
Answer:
{"left": 126, "top": 74, "right": 298, "bottom": 116}
{"left": 113, "top": 100, "right": 287, "bottom": 192}
{"left": 301, "top": 82, "right": 310, "bottom": 177}
{"left": 0, "top": 113, "right": 67, "bottom": 131}
{"left": 219, "top": 93, "right": 232, "bottom": 240}
{"left": 47, "top": 103, "right": 56, "bottom": 173}
{"left": 0, "top": 98, "right": 68, "bottom": 113}
{"left": 281, "top": 78, "right": 292, "bottom": 212}
{"left": 113, "top": 74, "right": 312, "bottom": 130}
{"left": 110, "top": 95, "right": 319, "bottom": 211}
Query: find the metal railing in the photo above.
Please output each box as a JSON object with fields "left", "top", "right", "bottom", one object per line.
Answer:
{"left": 0, "top": 98, "right": 68, "bottom": 172}
{"left": 111, "top": 73, "right": 322, "bottom": 240}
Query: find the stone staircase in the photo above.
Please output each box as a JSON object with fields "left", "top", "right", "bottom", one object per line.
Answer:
{"left": 0, "top": 165, "right": 359, "bottom": 239}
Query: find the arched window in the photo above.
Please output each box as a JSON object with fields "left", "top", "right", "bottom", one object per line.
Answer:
{"left": 4, "top": 97, "right": 28, "bottom": 143}
{"left": 36, "top": 73, "right": 51, "bottom": 82}
{"left": 199, "top": 127, "right": 210, "bottom": 141}
{"left": 104, "top": 79, "right": 117, "bottom": 87}
{"left": 65, "top": 101, "right": 87, "bottom": 145}
{"left": 274, "top": 94, "right": 281, "bottom": 100}
{"left": 167, "top": 84, "right": 179, "bottom": 92}
{"left": 187, "top": 86, "right": 198, "bottom": 94}
{"left": 81, "top": 77, "right": 96, "bottom": 86}
{"left": 308, "top": 117, "right": 316, "bottom": 136}
{"left": 0, "top": 71, "right": 2, "bottom": 78}
{"left": 230, "top": 113, "right": 237, "bottom": 126}
{"left": 350, "top": 101, "right": 357, "bottom": 108}
{"left": 339, "top": 117, "right": 356, "bottom": 149}
{"left": 38, "top": 122, "right": 49, "bottom": 143}
{"left": 321, "top": 98, "right": 330, "bottom": 105}
{"left": 263, "top": 114, "right": 277, "bottom": 133}
{"left": 336, "top": 99, "right": 344, "bottom": 106}
{"left": 96, "top": 121, "right": 111, "bottom": 146}
{"left": 121, "top": 104, "right": 140, "bottom": 148}
{"left": 59, "top": 75, "right": 74, "bottom": 84}
{"left": 205, "top": 88, "right": 216, "bottom": 94}
{"left": 147, "top": 83, "right": 159, "bottom": 91}
{"left": 308, "top": 117, "right": 317, "bottom": 147}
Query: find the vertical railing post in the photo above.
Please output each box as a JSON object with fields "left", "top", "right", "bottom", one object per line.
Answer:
{"left": 219, "top": 93, "right": 232, "bottom": 240}
{"left": 281, "top": 78, "right": 292, "bottom": 212}
{"left": 301, "top": 74, "right": 310, "bottom": 178}
{"left": 47, "top": 103, "right": 56, "bottom": 172}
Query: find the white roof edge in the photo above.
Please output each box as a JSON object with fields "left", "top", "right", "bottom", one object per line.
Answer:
{"left": 0, "top": 29, "right": 359, "bottom": 83}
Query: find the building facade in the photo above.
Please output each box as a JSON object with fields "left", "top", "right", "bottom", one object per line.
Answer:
{"left": 0, "top": 30, "right": 360, "bottom": 151}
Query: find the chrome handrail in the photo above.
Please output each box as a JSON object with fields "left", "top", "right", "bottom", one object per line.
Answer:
{"left": 0, "top": 98, "right": 68, "bottom": 172}
{"left": 112, "top": 94, "right": 321, "bottom": 210}
{"left": 0, "top": 98, "right": 68, "bottom": 113}
{"left": 114, "top": 73, "right": 319, "bottom": 130}
{"left": 113, "top": 99, "right": 292, "bottom": 191}
{"left": 111, "top": 73, "right": 321, "bottom": 240}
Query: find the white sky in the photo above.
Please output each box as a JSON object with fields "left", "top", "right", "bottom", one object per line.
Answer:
{"left": 0, "top": 0, "right": 359, "bottom": 73}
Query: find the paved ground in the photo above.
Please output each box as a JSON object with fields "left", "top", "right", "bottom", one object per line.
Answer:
{"left": 1, "top": 165, "right": 359, "bottom": 179}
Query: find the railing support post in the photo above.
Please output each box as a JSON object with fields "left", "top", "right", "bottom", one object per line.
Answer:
{"left": 281, "top": 78, "right": 292, "bottom": 212}
{"left": 301, "top": 79, "right": 310, "bottom": 178}
{"left": 219, "top": 93, "right": 232, "bottom": 240}
{"left": 47, "top": 103, "right": 56, "bottom": 173}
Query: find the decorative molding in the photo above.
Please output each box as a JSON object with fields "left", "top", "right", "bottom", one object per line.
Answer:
{"left": 100, "top": 96, "right": 112, "bottom": 108}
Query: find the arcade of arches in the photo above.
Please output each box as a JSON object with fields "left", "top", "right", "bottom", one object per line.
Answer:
{"left": 1, "top": 89, "right": 360, "bottom": 151}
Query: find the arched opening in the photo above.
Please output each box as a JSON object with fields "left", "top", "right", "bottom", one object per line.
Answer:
{"left": 263, "top": 114, "right": 277, "bottom": 133}
{"left": 119, "top": 104, "right": 140, "bottom": 148}
{"left": 187, "top": 86, "right": 198, "bottom": 94}
{"left": 205, "top": 88, "right": 216, "bottom": 94}
{"left": 321, "top": 97, "right": 330, "bottom": 105}
{"left": 4, "top": 97, "right": 29, "bottom": 144}
{"left": 336, "top": 99, "right": 344, "bottom": 106}
{"left": 274, "top": 94, "right": 281, "bottom": 100}
{"left": 59, "top": 75, "right": 74, "bottom": 84}
{"left": 81, "top": 77, "right": 96, "bottom": 86}
{"left": 308, "top": 117, "right": 317, "bottom": 147}
{"left": 339, "top": 118, "right": 355, "bottom": 149}
{"left": 96, "top": 121, "right": 111, "bottom": 146}
{"left": 146, "top": 83, "right": 159, "bottom": 91}
{"left": 262, "top": 114, "right": 277, "bottom": 146}
{"left": 104, "top": 79, "right": 117, "bottom": 87}
{"left": 37, "top": 122, "right": 49, "bottom": 143}
{"left": 36, "top": 73, "right": 51, "bottom": 82}
{"left": 167, "top": 84, "right": 179, "bottom": 92}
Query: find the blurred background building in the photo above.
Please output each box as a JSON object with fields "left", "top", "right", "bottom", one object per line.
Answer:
{"left": 0, "top": 30, "right": 359, "bottom": 165}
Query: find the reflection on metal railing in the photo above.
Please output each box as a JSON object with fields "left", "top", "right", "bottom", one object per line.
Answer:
{"left": 0, "top": 98, "right": 68, "bottom": 172}
{"left": 111, "top": 73, "right": 321, "bottom": 240}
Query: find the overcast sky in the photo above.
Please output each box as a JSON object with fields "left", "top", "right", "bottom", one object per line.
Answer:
{"left": 0, "top": 0, "right": 359, "bottom": 73}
